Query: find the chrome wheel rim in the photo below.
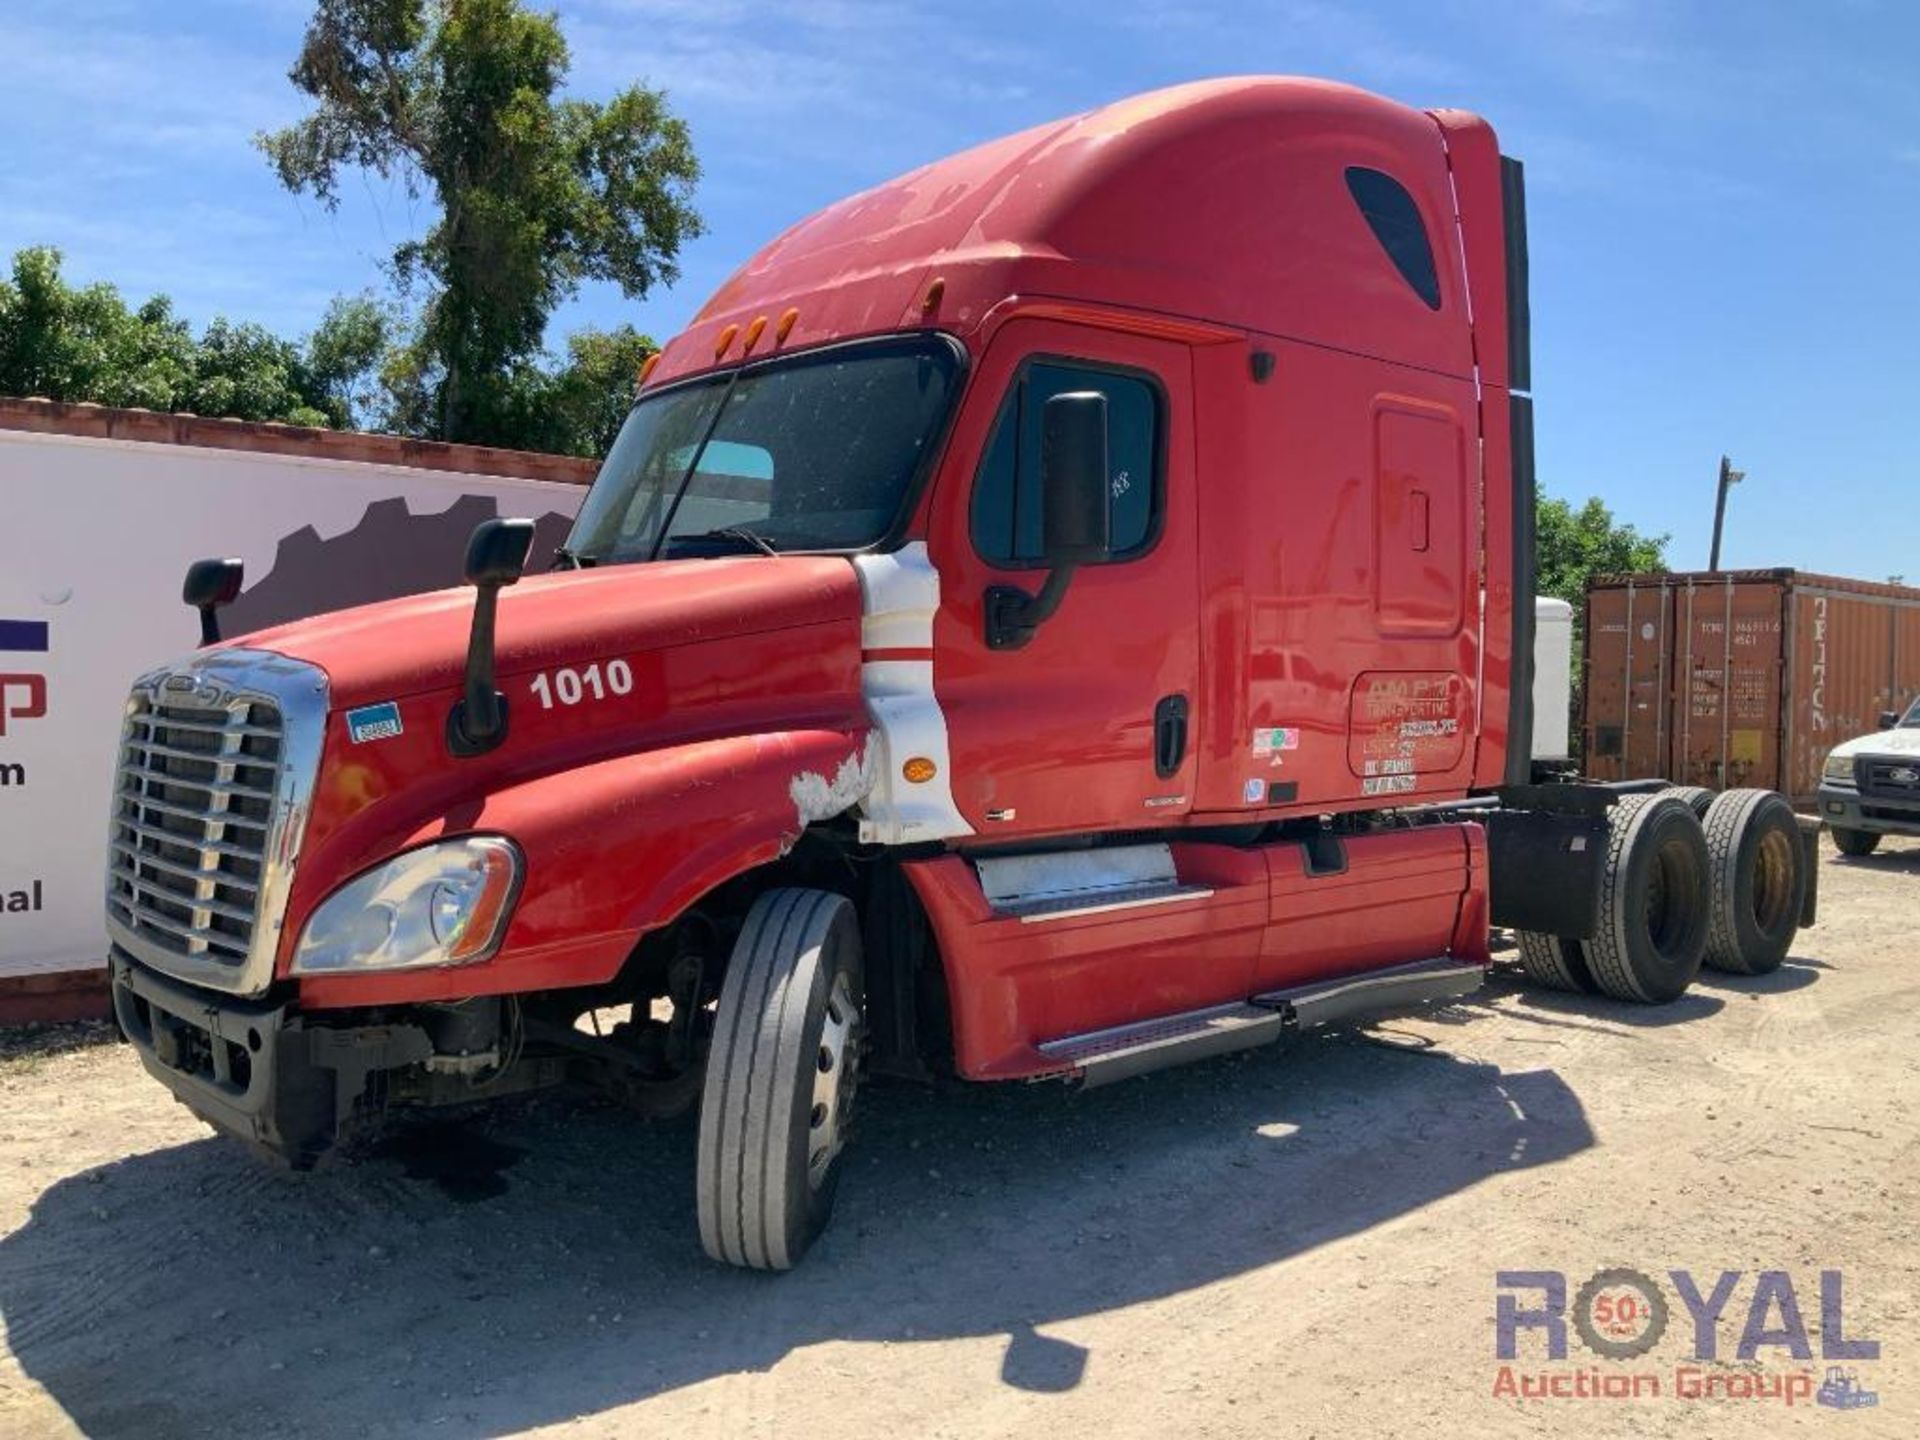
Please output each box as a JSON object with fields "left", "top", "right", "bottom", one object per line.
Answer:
{"left": 806, "top": 971, "right": 859, "bottom": 1190}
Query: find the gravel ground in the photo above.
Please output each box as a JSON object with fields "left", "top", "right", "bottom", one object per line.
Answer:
{"left": 1, "top": 839, "right": 1915, "bottom": 1439}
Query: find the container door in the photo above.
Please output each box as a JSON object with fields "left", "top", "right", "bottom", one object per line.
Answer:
{"left": 1672, "top": 577, "right": 1786, "bottom": 791}
{"left": 926, "top": 319, "right": 1200, "bottom": 838}
{"left": 1585, "top": 579, "right": 1673, "bottom": 783}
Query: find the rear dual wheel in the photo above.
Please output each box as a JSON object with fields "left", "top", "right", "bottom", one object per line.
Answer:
{"left": 1581, "top": 793, "right": 1711, "bottom": 1003}
{"left": 1513, "top": 929, "right": 1596, "bottom": 994}
{"left": 1700, "top": 789, "right": 1806, "bottom": 976}
{"left": 1662, "top": 785, "right": 1716, "bottom": 818}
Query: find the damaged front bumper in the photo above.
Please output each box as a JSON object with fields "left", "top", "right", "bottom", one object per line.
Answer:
{"left": 110, "top": 949, "right": 436, "bottom": 1167}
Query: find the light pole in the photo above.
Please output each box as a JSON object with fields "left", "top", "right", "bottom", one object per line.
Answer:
{"left": 1708, "top": 455, "right": 1745, "bottom": 571}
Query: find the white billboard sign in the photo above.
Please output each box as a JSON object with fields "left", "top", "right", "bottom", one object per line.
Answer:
{"left": 0, "top": 424, "right": 585, "bottom": 980}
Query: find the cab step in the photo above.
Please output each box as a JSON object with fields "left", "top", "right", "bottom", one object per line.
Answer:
{"left": 1039, "top": 1002, "right": 1285, "bottom": 1084}
{"left": 1038, "top": 955, "right": 1485, "bottom": 1087}
{"left": 1251, "top": 955, "right": 1485, "bottom": 1031}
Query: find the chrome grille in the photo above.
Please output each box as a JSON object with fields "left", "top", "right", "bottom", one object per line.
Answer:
{"left": 1860, "top": 757, "right": 1920, "bottom": 800}
{"left": 108, "top": 693, "right": 282, "bottom": 968}
{"left": 104, "top": 650, "right": 329, "bottom": 996}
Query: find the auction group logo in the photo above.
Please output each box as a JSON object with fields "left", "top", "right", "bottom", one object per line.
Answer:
{"left": 0, "top": 618, "right": 50, "bottom": 740}
{"left": 1495, "top": 1268, "right": 1881, "bottom": 1411}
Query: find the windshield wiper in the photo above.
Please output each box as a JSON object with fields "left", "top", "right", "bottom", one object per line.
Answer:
{"left": 680, "top": 526, "right": 781, "bottom": 556}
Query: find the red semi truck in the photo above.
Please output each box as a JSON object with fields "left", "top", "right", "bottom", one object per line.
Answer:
{"left": 107, "top": 78, "right": 1814, "bottom": 1269}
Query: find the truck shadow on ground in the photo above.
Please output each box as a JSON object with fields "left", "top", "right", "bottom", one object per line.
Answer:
{"left": 1831, "top": 848, "right": 1920, "bottom": 874}
{"left": 1477, "top": 949, "right": 1831, "bottom": 1028}
{"left": 1, "top": 1030, "right": 1592, "bottom": 1439}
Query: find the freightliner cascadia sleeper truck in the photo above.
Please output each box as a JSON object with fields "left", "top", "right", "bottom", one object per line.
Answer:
{"left": 106, "top": 78, "right": 1815, "bottom": 1269}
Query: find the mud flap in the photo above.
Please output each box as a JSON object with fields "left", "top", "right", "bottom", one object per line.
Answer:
{"left": 1484, "top": 808, "right": 1609, "bottom": 939}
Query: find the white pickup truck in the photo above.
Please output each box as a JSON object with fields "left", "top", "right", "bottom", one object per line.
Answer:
{"left": 1817, "top": 698, "right": 1920, "bottom": 854}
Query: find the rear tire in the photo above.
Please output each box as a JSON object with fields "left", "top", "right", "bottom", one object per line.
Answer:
{"left": 697, "top": 888, "right": 864, "bottom": 1271}
{"left": 1831, "top": 827, "right": 1881, "bottom": 858}
{"left": 1662, "top": 785, "right": 1715, "bottom": 818}
{"left": 1580, "top": 794, "right": 1710, "bottom": 1004}
{"left": 1513, "top": 929, "right": 1598, "bottom": 993}
{"left": 1701, "top": 789, "right": 1805, "bottom": 975}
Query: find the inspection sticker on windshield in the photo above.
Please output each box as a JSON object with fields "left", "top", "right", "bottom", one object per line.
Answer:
{"left": 346, "top": 701, "right": 404, "bottom": 744}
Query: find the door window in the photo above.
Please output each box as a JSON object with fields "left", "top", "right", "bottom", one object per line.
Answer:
{"left": 969, "top": 361, "right": 1161, "bottom": 567}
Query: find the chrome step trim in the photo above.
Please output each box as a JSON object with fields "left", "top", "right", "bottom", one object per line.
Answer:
{"left": 977, "top": 842, "right": 1190, "bottom": 921}
{"left": 997, "top": 881, "right": 1214, "bottom": 923}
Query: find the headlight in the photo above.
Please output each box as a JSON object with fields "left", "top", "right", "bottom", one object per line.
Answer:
{"left": 292, "top": 836, "right": 521, "bottom": 975}
{"left": 1823, "top": 753, "right": 1856, "bottom": 783}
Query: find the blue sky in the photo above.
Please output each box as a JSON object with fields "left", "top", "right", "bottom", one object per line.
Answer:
{"left": 4, "top": 0, "right": 1916, "bottom": 579}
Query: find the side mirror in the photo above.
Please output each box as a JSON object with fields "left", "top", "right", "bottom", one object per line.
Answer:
{"left": 1039, "top": 391, "right": 1112, "bottom": 565}
{"left": 465, "top": 517, "right": 534, "bottom": 588}
{"left": 449, "top": 518, "right": 535, "bottom": 757}
{"left": 1878, "top": 710, "right": 1900, "bottom": 731}
{"left": 182, "top": 557, "right": 245, "bottom": 646}
{"left": 985, "top": 392, "right": 1111, "bottom": 649}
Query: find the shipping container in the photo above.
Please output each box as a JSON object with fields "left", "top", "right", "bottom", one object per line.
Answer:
{"left": 1585, "top": 569, "right": 1920, "bottom": 805}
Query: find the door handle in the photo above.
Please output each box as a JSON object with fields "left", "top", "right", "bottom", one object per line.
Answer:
{"left": 1154, "top": 694, "right": 1189, "bottom": 779}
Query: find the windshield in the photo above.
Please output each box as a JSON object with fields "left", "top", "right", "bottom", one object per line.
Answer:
{"left": 565, "top": 335, "right": 962, "bottom": 563}
{"left": 1903, "top": 698, "right": 1920, "bottom": 728}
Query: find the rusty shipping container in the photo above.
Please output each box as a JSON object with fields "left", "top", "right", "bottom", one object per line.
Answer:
{"left": 1584, "top": 570, "right": 1920, "bottom": 806}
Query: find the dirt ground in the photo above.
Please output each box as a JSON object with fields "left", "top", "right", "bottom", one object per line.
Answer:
{"left": 1, "top": 839, "right": 1915, "bottom": 1440}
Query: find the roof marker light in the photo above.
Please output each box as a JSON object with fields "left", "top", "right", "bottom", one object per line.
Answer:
{"left": 636, "top": 352, "right": 661, "bottom": 387}
{"left": 742, "top": 315, "right": 767, "bottom": 353}
{"left": 776, "top": 308, "right": 799, "bottom": 343}
{"left": 713, "top": 323, "right": 739, "bottom": 360}
{"left": 922, "top": 276, "right": 946, "bottom": 314}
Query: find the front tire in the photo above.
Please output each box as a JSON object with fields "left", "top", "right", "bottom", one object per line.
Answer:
{"left": 1831, "top": 826, "right": 1881, "bottom": 858}
{"left": 697, "top": 888, "right": 864, "bottom": 1271}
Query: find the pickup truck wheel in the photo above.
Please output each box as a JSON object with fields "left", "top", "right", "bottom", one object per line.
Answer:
{"left": 1580, "top": 794, "right": 1710, "bottom": 1004}
{"left": 1831, "top": 827, "right": 1881, "bottom": 858}
{"left": 1701, "top": 789, "right": 1806, "bottom": 975}
{"left": 697, "top": 888, "right": 863, "bottom": 1271}
{"left": 1662, "top": 785, "right": 1715, "bottom": 818}
{"left": 1513, "top": 930, "right": 1597, "bottom": 993}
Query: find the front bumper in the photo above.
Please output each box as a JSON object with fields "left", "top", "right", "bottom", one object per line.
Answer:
{"left": 111, "top": 949, "right": 433, "bottom": 1167}
{"left": 1816, "top": 783, "right": 1920, "bottom": 837}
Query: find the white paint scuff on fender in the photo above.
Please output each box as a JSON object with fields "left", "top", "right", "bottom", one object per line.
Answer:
{"left": 848, "top": 543, "right": 975, "bottom": 845}
{"left": 789, "top": 739, "right": 877, "bottom": 828}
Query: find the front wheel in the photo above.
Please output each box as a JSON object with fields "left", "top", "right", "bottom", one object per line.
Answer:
{"left": 1831, "top": 827, "right": 1881, "bottom": 858}
{"left": 697, "top": 888, "right": 864, "bottom": 1270}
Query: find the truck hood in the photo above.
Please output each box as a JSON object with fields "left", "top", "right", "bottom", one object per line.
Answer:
{"left": 1829, "top": 727, "right": 1920, "bottom": 760}
{"left": 232, "top": 555, "right": 864, "bottom": 709}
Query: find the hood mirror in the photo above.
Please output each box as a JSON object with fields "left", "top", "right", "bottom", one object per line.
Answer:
{"left": 449, "top": 518, "right": 535, "bottom": 758}
{"left": 182, "top": 558, "right": 245, "bottom": 647}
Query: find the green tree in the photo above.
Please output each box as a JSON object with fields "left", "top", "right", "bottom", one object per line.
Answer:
{"left": 0, "top": 247, "right": 196, "bottom": 409}
{"left": 259, "top": 0, "right": 700, "bottom": 446}
{"left": 1534, "top": 485, "right": 1669, "bottom": 607}
{"left": 0, "top": 246, "right": 358, "bottom": 427}
{"left": 305, "top": 293, "right": 392, "bottom": 429}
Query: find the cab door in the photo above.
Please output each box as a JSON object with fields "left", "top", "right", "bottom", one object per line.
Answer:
{"left": 925, "top": 318, "right": 1199, "bottom": 839}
